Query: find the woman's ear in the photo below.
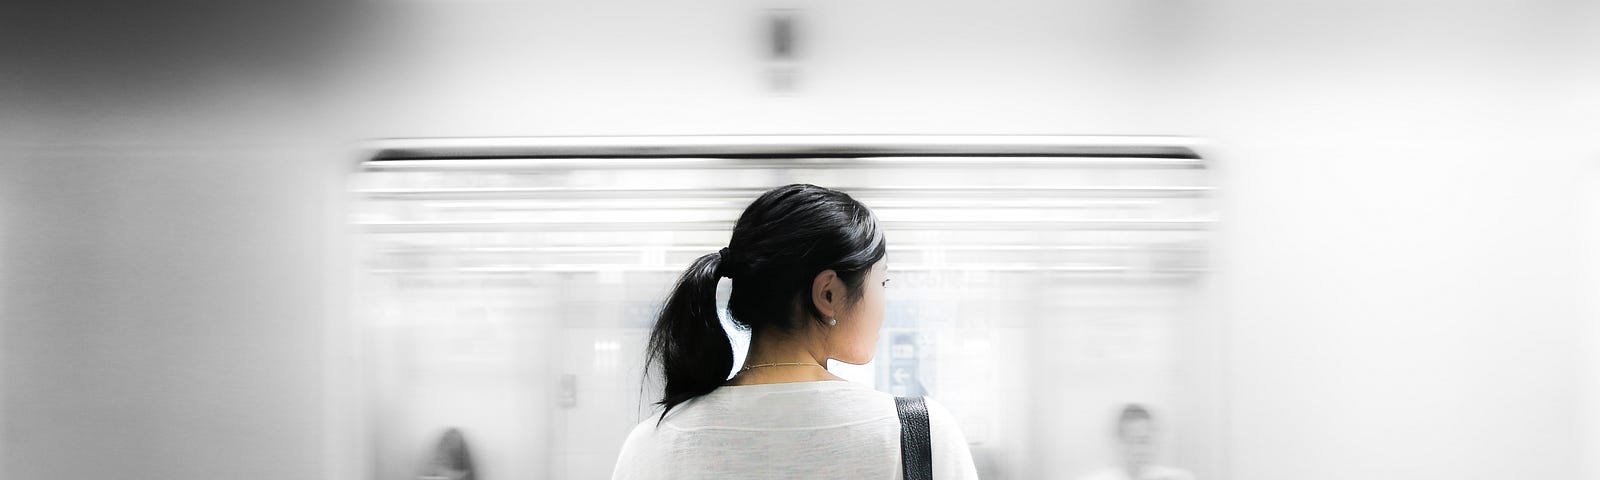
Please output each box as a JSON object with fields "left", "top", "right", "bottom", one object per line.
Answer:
{"left": 811, "top": 269, "right": 841, "bottom": 318}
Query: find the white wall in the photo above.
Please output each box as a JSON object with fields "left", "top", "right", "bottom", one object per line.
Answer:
{"left": 1193, "top": 3, "right": 1597, "bottom": 478}
{"left": 0, "top": 147, "right": 348, "bottom": 478}
{"left": 2, "top": 0, "right": 1595, "bottom": 479}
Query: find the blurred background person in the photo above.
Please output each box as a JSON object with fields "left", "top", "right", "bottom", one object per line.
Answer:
{"left": 1077, "top": 404, "right": 1194, "bottom": 480}
{"left": 419, "top": 428, "right": 476, "bottom": 480}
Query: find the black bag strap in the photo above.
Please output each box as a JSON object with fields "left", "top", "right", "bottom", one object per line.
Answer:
{"left": 895, "top": 396, "right": 933, "bottom": 480}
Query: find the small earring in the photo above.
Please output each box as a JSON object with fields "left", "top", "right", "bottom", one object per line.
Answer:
{"left": 828, "top": 317, "right": 838, "bottom": 326}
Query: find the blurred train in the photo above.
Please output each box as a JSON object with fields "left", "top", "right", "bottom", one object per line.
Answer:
{"left": 351, "top": 136, "right": 1220, "bottom": 479}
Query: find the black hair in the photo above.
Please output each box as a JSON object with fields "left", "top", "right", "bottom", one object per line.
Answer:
{"left": 642, "top": 184, "right": 887, "bottom": 425}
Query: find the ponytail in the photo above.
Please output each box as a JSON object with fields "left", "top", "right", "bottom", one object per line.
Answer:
{"left": 644, "top": 250, "right": 734, "bottom": 425}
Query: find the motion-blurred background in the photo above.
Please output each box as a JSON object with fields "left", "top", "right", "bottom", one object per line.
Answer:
{"left": 2, "top": 1, "right": 1598, "bottom": 479}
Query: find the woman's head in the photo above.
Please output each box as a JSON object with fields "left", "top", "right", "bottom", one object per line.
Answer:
{"left": 644, "top": 184, "right": 889, "bottom": 422}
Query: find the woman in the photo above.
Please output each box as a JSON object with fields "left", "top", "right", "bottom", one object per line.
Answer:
{"left": 611, "top": 184, "right": 980, "bottom": 479}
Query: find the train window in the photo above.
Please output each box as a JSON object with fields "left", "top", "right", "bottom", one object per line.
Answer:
{"left": 350, "top": 135, "right": 1221, "bottom": 479}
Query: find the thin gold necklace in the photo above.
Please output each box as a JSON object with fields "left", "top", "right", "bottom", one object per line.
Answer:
{"left": 738, "top": 361, "right": 823, "bottom": 373}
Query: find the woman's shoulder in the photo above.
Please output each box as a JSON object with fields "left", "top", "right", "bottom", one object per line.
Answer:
{"left": 920, "top": 395, "right": 956, "bottom": 422}
{"left": 917, "top": 396, "right": 964, "bottom": 443}
{"left": 618, "top": 411, "right": 666, "bottom": 455}
{"left": 915, "top": 395, "right": 982, "bottom": 479}
{"left": 612, "top": 414, "right": 667, "bottom": 479}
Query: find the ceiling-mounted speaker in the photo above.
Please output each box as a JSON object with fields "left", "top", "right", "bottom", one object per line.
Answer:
{"left": 765, "top": 9, "right": 802, "bottom": 93}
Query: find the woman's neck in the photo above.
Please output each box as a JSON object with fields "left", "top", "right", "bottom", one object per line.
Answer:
{"left": 724, "top": 329, "right": 846, "bottom": 386}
